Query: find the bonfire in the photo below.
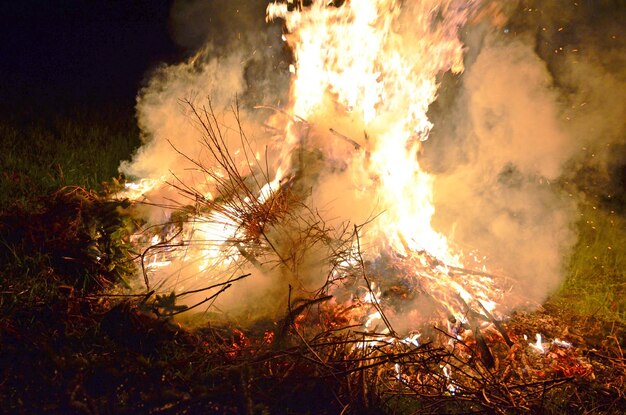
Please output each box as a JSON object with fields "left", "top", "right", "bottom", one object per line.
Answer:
{"left": 103, "top": 0, "right": 622, "bottom": 413}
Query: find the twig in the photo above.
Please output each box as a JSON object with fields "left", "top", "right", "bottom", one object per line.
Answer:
{"left": 329, "top": 128, "right": 361, "bottom": 150}
{"left": 477, "top": 300, "right": 513, "bottom": 347}
{"left": 176, "top": 273, "right": 250, "bottom": 297}
{"left": 170, "top": 283, "right": 232, "bottom": 315}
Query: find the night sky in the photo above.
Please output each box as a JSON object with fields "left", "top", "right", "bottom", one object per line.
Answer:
{"left": 2, "top": 1, "right": 622, "bottom": 114}
{"left": 0, "top": 1, "right": 179, "bottom": 113}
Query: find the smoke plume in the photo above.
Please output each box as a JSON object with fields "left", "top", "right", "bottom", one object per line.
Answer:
{"left": 425, "top": 0, "right": 625, "bottom": 306}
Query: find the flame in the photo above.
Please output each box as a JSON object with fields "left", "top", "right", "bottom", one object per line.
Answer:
{"left": 265, "top": 0, "right": 506, "bottom": 323}
{"left": 267, "top": 0, "right": 477, "bottom": 261}
{"left": 529, "top": 333, "right": 545, "bottom": 354}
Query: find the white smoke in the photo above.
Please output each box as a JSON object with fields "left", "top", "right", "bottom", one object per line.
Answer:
{"left": 427, "top": 36, "right": 577, "bottom": 305}
{"left": 425, "top": 1, "right": 625, "bottom": 307}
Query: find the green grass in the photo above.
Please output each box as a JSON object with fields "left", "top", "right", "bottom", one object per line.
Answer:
{"left": 0, "top": 108, "right": 140, "bottom": 211}
{"left": 552, "top": 204, "right": 626, "bottom": 326}
{"left": 0, "top": 108, "right": 140, "bottom": 313}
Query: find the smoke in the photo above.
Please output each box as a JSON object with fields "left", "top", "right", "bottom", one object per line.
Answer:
{"left": 427, "top": 36, "right": 576, "bottom": 303}
{"left": 522, "top": 0, "right": 625, "bottom": 182}
{"left": 167, "top": 0, "right": 291, "bottom": 108}
{"left": 425, "top": 0, "right": 626, "bottom": 306}
{"left": 169, "top": 0, "right": 270, "bottom": 50}
{"left": 120, "top": 0, "right": 290, "bottom": 219}
{"left": 117, "top": 1, "right": 299, "bottom": 320}
{"left": 120, "top": 1, "right": 625, "bottom": 324}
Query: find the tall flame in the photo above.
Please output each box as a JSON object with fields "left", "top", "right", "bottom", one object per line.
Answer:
{"left": 268, "top": 0, "right": 479, "bottom": 262}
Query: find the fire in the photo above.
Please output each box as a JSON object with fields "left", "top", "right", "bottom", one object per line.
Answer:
{"left": 125, "top": 0, "right": 511, "bottom": 331}
{"left": 108, "top": 3, "right": 605, "bottom": 407}
{"left": 265, "top": 0, "right": 503, "bottom": 321}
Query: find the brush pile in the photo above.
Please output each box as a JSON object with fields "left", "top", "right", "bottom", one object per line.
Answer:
{"left": 125, "top": 300, "right": 620, "bottom": 414}
{"left": 0, "top": 184, "right": 136, "bottom": 292}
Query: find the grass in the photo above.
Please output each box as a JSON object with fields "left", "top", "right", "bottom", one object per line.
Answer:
{"left": 550, "top": 204, "right": 626, "bottom": 329}
{"left": 0, "top": 106, "right": 139, "bottom": 321}
{"left": 0, "top": 107, "right": 140, "bottom": 211}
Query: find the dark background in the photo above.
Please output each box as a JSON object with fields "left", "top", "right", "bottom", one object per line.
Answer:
{"left": 0, "top": 1, "right": 179, "bottom": 116}
{"left": 2, "top": 1, "right": 623, "bottom": 116}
